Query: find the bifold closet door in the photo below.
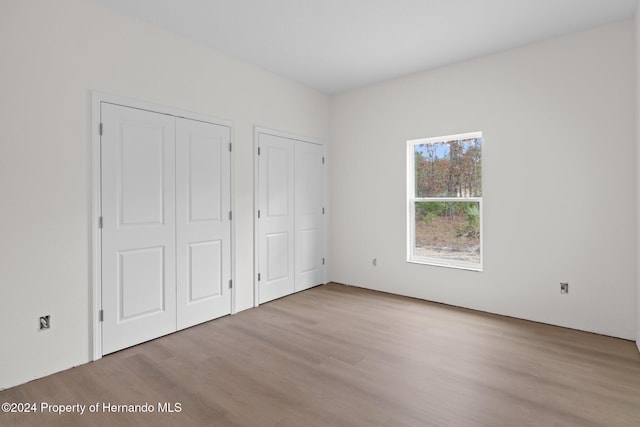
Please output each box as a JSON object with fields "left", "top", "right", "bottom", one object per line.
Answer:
{"left": 258, "top": 133, "right": 295, "bottom": 303}
{"left": 176, "top": 118, "right": 231, "bottom": 329}
{"left": 101, "top": 103, "right": 232, "bottom": 355}
{"left": 101, "top": 104, "right": 177, "bottom": 355}
{"left": 294, "top": 141, "right": 324, "bottom": 291}
{"left": 258, "top": 132, "right": 324, "bottom": 304}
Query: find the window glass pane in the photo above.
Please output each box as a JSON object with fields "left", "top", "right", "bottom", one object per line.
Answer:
{"left": 414, "top": 137, "right": 482, "bottom": 198}
{"left": 414, "top": 201, "right": 480, "bottom": 264}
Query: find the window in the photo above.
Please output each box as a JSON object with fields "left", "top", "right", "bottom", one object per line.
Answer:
{"left": 407, "top": 132, "right": 482, "bottom": 271}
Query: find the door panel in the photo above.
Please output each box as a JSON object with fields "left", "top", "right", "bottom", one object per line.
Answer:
{"left": 300, "top": 229, "right": 319, "bottom": 273}
{"left": 101, "top": 103, "right": 176, "bottom": 355}
{"left": 187, "top": 133, "right": 223, "bottom": 222}
{"left": 176, "top": 118, "right": 231, "bottom": 329}
{"left": 295, "top": 141, "right": 324, "bottom": 291}
{"left": 188, "top": 240, "right": 222, "bottom": 301}
{"left": 118, "top": 124, "right": 166, "bottom": 226}
{"left": 258, "top": 134, "right": 295, "bottom": 303}
{"left": 118, "top": 247, "right": 165, "bottom": 320}
{"left": 266, "top": 146, "right": 291, "bottom": 217}
{"left": 266, "top": 232, "right": 290, "bottom": 281}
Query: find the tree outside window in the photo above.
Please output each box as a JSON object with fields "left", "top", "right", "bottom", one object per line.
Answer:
{"left": 407, "top": 132, "right": 482, "bottom": 270}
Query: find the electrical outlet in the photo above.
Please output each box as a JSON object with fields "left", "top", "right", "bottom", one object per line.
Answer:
{"left": 39, "top": 315, "right": 50, "bottom": 330}
{"left": 560, "top": 283, "right": 569, "bottom": 294}
{"left": 372, "top": 258, "right": 377, "bottom": 266}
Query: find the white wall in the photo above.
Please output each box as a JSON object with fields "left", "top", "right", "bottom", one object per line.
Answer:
{"left": 329, "top": 20, "right": 637, "bottom": 340}
{"left": 0, "top": 0, "right": 329, "bottom": 390}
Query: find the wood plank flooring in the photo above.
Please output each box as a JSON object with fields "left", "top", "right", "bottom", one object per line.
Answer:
{"left": 2, "top": 283, "right": 640, "bottom": 426}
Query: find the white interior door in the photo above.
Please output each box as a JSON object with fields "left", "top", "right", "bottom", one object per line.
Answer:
{"left": 100, "top": 101, "right": 232, "bottom": 355}
{"left": 295, "top": 141, "right": 324, "bottom": 291}
{"left": 176, "top": 118, "right": 231, "bottom": 329}
{"left": 101, "top": 103, "right": 177, "bottom": 355}
{"left": 258, "top": 133, "right": 295, "bottom": 303}
{"left": 257, "top": 131, "right": 324, "bottom": 304}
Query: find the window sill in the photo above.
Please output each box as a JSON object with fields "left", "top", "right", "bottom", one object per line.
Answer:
{"left": 407, "top": 257, "right": 483, "bottom": 272}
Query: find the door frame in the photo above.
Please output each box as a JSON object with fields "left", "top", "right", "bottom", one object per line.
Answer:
{"left": 253, "top": 126, "right": 325, "bottom": 307}
{"left": 91, "top": 92, "right": 235, "bottom": 360}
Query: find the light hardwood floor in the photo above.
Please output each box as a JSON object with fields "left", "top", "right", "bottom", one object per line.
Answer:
{"left": 2, "top": 283, "right": 640, "bottom": 426}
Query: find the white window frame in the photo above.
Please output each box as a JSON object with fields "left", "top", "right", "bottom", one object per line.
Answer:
{"left": 406, "top": 131, "right": 483, "bottom": 271}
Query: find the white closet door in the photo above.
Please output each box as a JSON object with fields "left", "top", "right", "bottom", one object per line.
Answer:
{"left": 176, "top": 118, "right": 231, "bottom": 329}
{"left": 101, "top": 103, "right": 177, "bottom": 355}
{"left": 295, "top": 142, "right": 324, "bottom": 291}
{"left": 258, "top": 133, "right": 295, "bottom": 303}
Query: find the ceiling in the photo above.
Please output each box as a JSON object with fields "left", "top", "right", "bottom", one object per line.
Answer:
{"left": 93, "top": 0, "right": 638, "bottom": 94}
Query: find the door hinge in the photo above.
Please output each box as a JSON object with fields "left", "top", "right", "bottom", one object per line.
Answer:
{"left": 99, "top": 122, "right": 103, "bottom": 136}
{"left": 258, "top": 273, "right": 261, "bottom": 281}
{"left": 229, "top": 279, "right": 233, "bottom": 289}
{"left": 99, "top": 310, "right": 103, "bottom": 322}
{"left": 322, "top": 207, "right": 325, "bottom": 215}
{"left": 98, "top": 217, "right": 103, "bottom": 228}
{"left": 229, "top": 211, "right": 232, "bottom": 220}
{"left": 322, "top": 156, "right": 325, "bottom": 164}
{"left": 229, "top": 142, "right": 232, "bottom": 152}
{"left": 323, "top": 258, "right": 325, "bottom": 265}
{"left": 258, "top": 146, "right": 261, "bottom": 155}
{"left": 257, "top": 210, "right": 261, "bottom": 218}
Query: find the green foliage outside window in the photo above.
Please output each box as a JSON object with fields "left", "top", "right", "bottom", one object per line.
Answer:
{"left": 409, "top": 133, "right": 482, "bottom": 269}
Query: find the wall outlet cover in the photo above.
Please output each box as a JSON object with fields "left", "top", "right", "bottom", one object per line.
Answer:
{"left": 39, "top": 315, "right": 50, "bottom": 330}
